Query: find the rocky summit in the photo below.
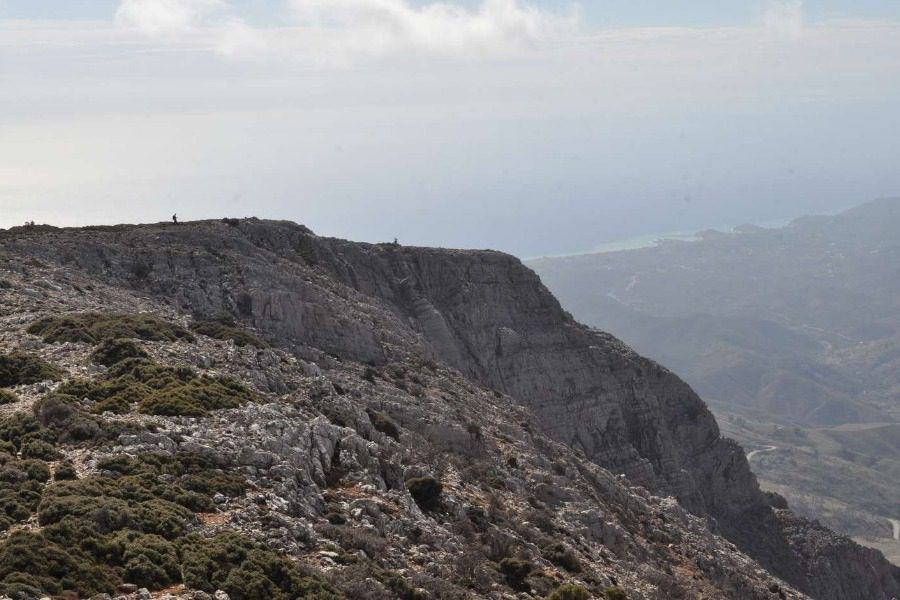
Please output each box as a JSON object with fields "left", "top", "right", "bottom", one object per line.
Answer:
{"left": 0, "top": 219, "right": 897, "bottom": 600}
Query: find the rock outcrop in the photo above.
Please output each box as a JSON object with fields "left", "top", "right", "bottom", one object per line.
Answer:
{"left": 1, "top": 218, "right": 897, "bottom": 600}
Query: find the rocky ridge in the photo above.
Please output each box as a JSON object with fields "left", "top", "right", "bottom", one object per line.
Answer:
{"left": 0, "top": 219, "right": 896, "bottom": 599}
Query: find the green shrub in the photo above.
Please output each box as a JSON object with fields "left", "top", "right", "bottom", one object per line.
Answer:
{"left": 190, "top": 319, "right": 268, "bottom": 348}
{"left": 367, "top": 409, "right": 400, "bottom": 440}
{"left": 0, "top": 413, "right": 43, "bottom": 453}
{"left": 0, "top": 352, "right": 61, "bottom": 387}
{"left": 37, "top": 452, "right": 241, "bottom": 538}
{"left": 58, "top": 358, "right": 256, "bottom": 417}
{"left": 42, "top": 516, "right": 125, "bottom": 563}
{"left": 0, "top": 457, "right": 50, "bottom": 530}
{"left": 90, "top": 339, "right": 149, "bottom": 367}
{"left": 27, "top": 313, "right": 194, "bottom": 345}
{"left": 19, "top": 459, "right": 51, "bottom": 483}
{"left": 180, "top": 532, "right": 343, "bottom": 600}
{"left": 32, "top": 394, "right": 75, "bottom": 427}
{"left": 547, "top": 584, "right": 591, "bottom": 600}
{"left": 0, "top": 447, "right": 283, "bottom": 598}
{"left": 371, "top": 569, "right": 428, "bottom": 600}
{"left": 0, "top": 530, "right": 118, "bottom": 597}
{"left": 92, "top": 395, "right": 132, "bottom": 415}
{"left": 20, "top": 438, "right": 58, "bottom": 460}
{"left": 38, "top": 480, "right": 197, "bottom": 539}
{"left": 406, "top": 477, "right": 442, "bottom": 511}
{"left": 122, "top": 534, "right": 180, "bottom": 588}
{"left": 99, "top": 453, "right": 247, "bottom": 501}
{"left": 54, "top": 461, "right": 77, "bottom": 481}
{"left": 542, "top": 542, "right": 582, "bottom": 573}
{"left": 0, "top": 389, "right": 17, "bottom": 405}
{"left": 29, "top": 394, "right": 124, "bottom": 446}
{"left": 498, "top": 557, "right": 533, "bottom": 584}
{"left": 604, "top": 587, "right": 628, "bottom": 600}
{"left": 138, "top": 377, "right": 252, "bottom": 416}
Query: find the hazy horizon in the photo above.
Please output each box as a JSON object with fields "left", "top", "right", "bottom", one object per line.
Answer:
{"left": 2, "top": 0, "right": 899, "bottom": 256}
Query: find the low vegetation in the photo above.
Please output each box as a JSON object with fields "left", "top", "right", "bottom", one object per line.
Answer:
{"left": 53, "top": 461, "right": 77, "bottom": 481}
{"left": 180, "top": 532, "right": 343, "bottom": 600}
{"left": 0, "top": 446, "right": 258, "bottom": 598}
{"left": 547, "top": 584, "right": 591, "bottom": 600}
{"left": 367, "top": 409, "right": 400, "bottom": 440}
{"left": 0, "top": 389, "right": 17, "bottom": 405}
{"left": 27, "top": 313, "right": 194, "bottom": 344}
{"left": 59, "top": 357, "right": 256, "bottom": 417}
{"left": 542, "top": 542, "right": 582, "bottom": 573}
{"left": 604, "top": 586, "right": 628, "bottom": 600}
{"left": 0, "top": 394, "right": 136, "bottom": 456}
{"left": 0, "top": 530, "right": 116, "bottom": 597}
{"left": 406, "top": 476, "right": 442, "bottom": 511}
{"left": 90, "top": 338, "right": 149, "bottom": 367}
{"left": 0, "top": 454, "right": 50, "bottom": 532}
{"left": 0, "top": 352, "right": 62, "bottom": 387}
{"left": 190, "top": 318, "right": 268, "bottom": 348}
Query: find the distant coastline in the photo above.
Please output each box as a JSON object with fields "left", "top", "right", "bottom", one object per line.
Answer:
{"left": 526, "top": 216, "right": 796, "bottom": 261}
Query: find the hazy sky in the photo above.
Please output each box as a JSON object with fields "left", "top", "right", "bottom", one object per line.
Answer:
{"left": 2, "top": 0, "right": 899, "bottom": 256}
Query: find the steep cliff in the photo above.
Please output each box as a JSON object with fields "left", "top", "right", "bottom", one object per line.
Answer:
{"left": 1, "top": 218, "right": 897, "bottom": 600}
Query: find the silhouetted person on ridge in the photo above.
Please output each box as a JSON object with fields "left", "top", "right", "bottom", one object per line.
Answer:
{"left": 172, "top": 214, "right": 178, "bottom": 225}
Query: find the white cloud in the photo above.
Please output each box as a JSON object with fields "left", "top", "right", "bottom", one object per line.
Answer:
{"left": 762, "top": 0, "right": 804, "bottom": 39}
{"left": 115, "top": 0, "right": 224, "bottom": 35}
{"left": 115, "top": 0, "right": 577, "bottom": 65}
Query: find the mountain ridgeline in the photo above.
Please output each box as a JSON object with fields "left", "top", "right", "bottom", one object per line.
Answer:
{"left": 1, "top": 217, "right": 898, "bottom": 599}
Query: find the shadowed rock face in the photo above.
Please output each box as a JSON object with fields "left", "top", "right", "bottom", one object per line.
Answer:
{"left": 323, "top": 243, "right": 762, "bottom": 518}
{"left": 3, "top": 218, "right": 898, "bottom": 600}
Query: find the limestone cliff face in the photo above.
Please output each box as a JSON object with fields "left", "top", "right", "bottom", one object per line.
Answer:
{"left": 3, "top": 219, "right": 898, "bottom": 600}
{"left": 316, "top": 243, "right": 762, "bottom": 519}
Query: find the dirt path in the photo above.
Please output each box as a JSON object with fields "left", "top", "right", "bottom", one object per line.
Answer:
{"left": 889, "top": 518, "right": 900, "bottom": 541}
{"left": 747, "top": 445, "right": 777, "bottom": 461}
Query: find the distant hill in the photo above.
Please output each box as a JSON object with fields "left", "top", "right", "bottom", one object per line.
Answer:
{"left": 528, "top": 197, "right": 900, "bottom": 563}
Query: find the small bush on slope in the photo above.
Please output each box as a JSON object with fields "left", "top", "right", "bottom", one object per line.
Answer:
{"left": 547, "top": 584, "right": 591, "bottom": 600}
{"left": 0, "top": 400, "right": 140, "bottom": 534}
{"left": 0, "top": 389, "right": 17, "bottom": 405}
{"left": 58, "top": 357, "right": 256, "bottom": 417}
{"left": 0, "top": 530, "right": 116, "bottom": 597}
{"left": 604, "top": 586, "right": 629, "bottom": 600}
{"left": 542, "top": 542, "right": 582, "bottom": 573}
{"left": 0, "top": 352, "right": 61, "bottom": 387}
{"left": 190, "top": 318, "right": 269, "bottom": 348}
{"left": 98, "top": 453, "right": 248, "bottom": 501}
{"left": 179, "top": 531, "right": 343, "bottom": 600}
{"left": 0, "top": 450, "right": 253, "bottom": 597}
{"left": 27, "top": 313, "right": 194, "bottom": 344}
{"left": 499, "top": 557, "right": 533, "bottom": 587}
{"left": 53, "top": 460, "right": 77, "bottom": 481}
{"left": 406, "top": 476, "right": 442, "bottom": 511}
{"left": 121, "top": 533, "right": 181, "bottom": 589}
{"left": 0, "top": 455, "right": 50, "bottom": 532}
{"left": 0, "top": 398, "right": 131, "bottom": 456}
{"left": 90, "top": 338, "right": 149, "bottom": 367}
{"left": 367, "top": 409, "right": 400, "bottom": 440}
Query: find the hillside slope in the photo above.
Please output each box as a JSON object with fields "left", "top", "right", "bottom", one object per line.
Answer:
{"left": 0, "top": 219, "right": 898, "bottom": 599}
{"left": 527, "top": 198, "right": 900, "bottom": 563}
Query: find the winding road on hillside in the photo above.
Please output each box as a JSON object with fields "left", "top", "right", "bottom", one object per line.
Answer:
{"left": 747, "top": 445, "right": 777, "bottom": 461}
